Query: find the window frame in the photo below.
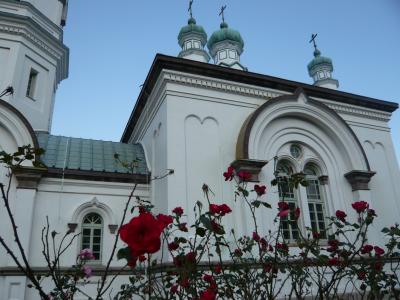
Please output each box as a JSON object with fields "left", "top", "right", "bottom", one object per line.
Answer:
{"left": 26, "top": 68, "right": 38, "bottom": 100}
{"left": 81, "top": 212, "right": 104, "bottom": 263}
{"left": 276, "top": 160, "right": 301, "bottom": 243}
{"left": 304, "top": 164, "right": 328, "bottom": 240}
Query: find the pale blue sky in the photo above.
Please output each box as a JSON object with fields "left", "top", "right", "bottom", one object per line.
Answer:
{"left": 52, "top": 0, "right": 400, "bottom": 163}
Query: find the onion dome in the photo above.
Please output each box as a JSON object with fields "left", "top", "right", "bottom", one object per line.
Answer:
{"left": 177, "top": 17, "right": 210, "bottom": 63}
{"left": 307, "top": 48, "right": 338, "bottom": 89}
{"left": 207, "top": 22, "right": 244, "bottom": 53}
{"left": 207, "top": 22, "right": 246, "bottom": 70}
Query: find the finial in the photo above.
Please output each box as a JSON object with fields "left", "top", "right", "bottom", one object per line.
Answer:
{"left": 219, "top": 5, "right": 227, "bottom": 23}
{"left": 309, "top": 33, "right": 318, "bottom": 51}
{"left": 309, "top": 33, "right": 321, "bottom": 57}
{"left": 188, "top": 0, "right": 194, "bottom": 18}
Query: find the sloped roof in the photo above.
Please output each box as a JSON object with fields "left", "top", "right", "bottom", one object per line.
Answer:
{"left": 36, "top": 133, "right": 148, "bottom": 175}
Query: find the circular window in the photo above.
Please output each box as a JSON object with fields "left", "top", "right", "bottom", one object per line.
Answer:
{"left": 290, "top": 144, "right": 302, "bottom": 159}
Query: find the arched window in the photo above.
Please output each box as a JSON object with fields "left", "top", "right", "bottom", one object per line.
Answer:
{"left": 276, "top": 160, "right": 299, "bottom": 242}
{"left": 304, "top": 164, "right": 327, "bottom": 239}
{"left": 81, "top": 213, "right": 103, "bottom": 261}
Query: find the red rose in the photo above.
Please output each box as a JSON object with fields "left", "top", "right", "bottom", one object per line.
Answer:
{"left": 352, "top": 201, "right": 369, "bottom": 213}
{"left": 219, "top": 204, "right": 232, "bottom": 216}
{"left": 260, "top": 238, "right": 268, "bottom": 251}
{"left": 168, "top": 242, "right": 179, "bottom": 251}
{"left": 374, "top": 263, "right": 383, "bottom": 271}
{"left": 312, "top": 231, "right": 321, "bottom": 239}
{"left": 254, "top": 184, "right": 267, "bottom": 196}
{"left": 200, "top": 289, "right": 216, "bottom": 300}
{"left": 276, "top": 243, "right": 289, "bottom": 253}
{"left": 223, "top": 166, "right": 235, "bottom": 181}
{"left": 237, "top": 170, "right": 252, "bottom": 181}
{"left": 294, "top": 207, "right": 301, "bottom": 220}
{"left": 374, "top": 246, "right": 385, "bottom": 256}
{"left": 209, "top": 204, "right": 220, "bottom": 215}
{"left": 277, "top": 201, "right": 290, "bottom": 218}
{"left": 214, "top": 264, "right": 222, "bottom": 274}
{"left": 209, "top": 204, "right": 232, "bottom": 216}
{"left": 252, "top": 231, "right": 260, "bottom": 242}
{"left": 170, "top": 284, "right": 178, "bottom": 294}
{"left": 234, "top": 249, "right": 243, "bottom": 257}
{"left": 328, "top": 257, "right": 340, "bottom": 266}
{"left": 357, "top": 271, "right": 366, "bottom": 280}
{"left": 172, "top": 207, "right": 184, "bottom": 216}
{"left": 203, "top": 274, "right": 214, "bottom": 283}
{"left": 179, "top": 278, "right": 189, "bottom": 288}
{"left": 138, "top": 255, "right": 146, "bottom": 262}
{"left": 156, "top": 214, "right": 173, "bottom": 229}
{"left": 178, "top": 223, "right": 188, "bottom": 232}
{"left": 185, "top": 251, "right": 196, "bottom": 264}
{"left": 335, "top": 210, "right": 347, "bottom": 222}
{"left": 127, "top": 256, "right": 138, "bottom": 268}
{"left": 327, "top": 239, "right": 339, "bottom": 252}
{"left": 120, "top": 212, "right": 163, "bottom": 257}
{"left": 138, "top": 206, "right": 146, "bottom": 214}
{"left": 361, "top": 244, "right": 373, "bottom": 254}
{"left": 263, "top": 263, "right": 272, "bottom": 273}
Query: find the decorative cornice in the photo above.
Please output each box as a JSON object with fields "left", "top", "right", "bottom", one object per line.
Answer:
{"left": 13, "top": 166, "right": 47, "bottom": 189}
{"left": 317, "top": 98, "right": 392, "bottom": 122}
{"left": 0, "top": 12, "right": 69, "bottom": 84}
{"left": 163, "top": 71, "right": 391, "bottom": 123}
{"left": 0, "top": 0, "right": 63, "bottom": 35}
{"left": 344, "top": 170, "right": 376, "bottom": 191}
{"left": 163, "top": 70, "right": 285, "bottom": 100}
{"left": 230, "top": 159, "right": 269, "bottom": 182}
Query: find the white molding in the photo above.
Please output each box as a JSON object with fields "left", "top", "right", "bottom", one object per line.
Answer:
{"left": 163, "top": 70, "right": 286, "bottom": 100}
{"left": 0, "top": 14, "right": 68, "bottom": 83}
{"left": 314, "top": 97, "right": 392, "bottom": 122}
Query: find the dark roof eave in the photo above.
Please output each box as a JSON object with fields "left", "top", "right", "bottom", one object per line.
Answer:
{"left": 45, "top": 168, "right": 150, "bottom": 184}
{"left": 121, "top": 54, "right": 399, "bottom": 143}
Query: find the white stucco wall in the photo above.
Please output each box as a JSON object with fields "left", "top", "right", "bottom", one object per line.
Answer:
{"left": 131, "top": 69, "right": 400, "bottom": 251}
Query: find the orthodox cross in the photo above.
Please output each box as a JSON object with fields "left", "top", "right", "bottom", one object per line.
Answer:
{"left": 309, "top": 33, "right": 318, "bottom": 51}
{"left": 188, "top": 0, "right": 193, "bottom": 18}
{"left": 219, "top": 5, "right": 227, "bottom": 23}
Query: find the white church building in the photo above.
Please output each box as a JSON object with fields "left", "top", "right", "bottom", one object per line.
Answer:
{"left": 0, "top": 0, "right": 399, "bottom": 299}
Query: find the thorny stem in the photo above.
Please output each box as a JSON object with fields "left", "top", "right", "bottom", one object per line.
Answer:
{"left": 96, "top": 183, "right": 138, "bottom": 299}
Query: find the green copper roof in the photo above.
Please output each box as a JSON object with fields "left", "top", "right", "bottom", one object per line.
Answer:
{"left": 307, "top": 49, "right": 333, "bottom": 73}
{"left": 207, "top": 22, "right": 244, "bottom": 51}
{"left": 36, "top": 133, "right": 148, "bottom": 175}
{"left": 178, "top": 18, "right": 207, "bottom": 46}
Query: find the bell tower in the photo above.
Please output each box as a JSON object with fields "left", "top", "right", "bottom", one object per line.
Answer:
{"left": 0, "top": 0, "right": 69, "bottom": 132}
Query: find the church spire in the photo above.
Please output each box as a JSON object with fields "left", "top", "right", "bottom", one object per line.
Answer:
{"left": 207, "top": 6, "right": 246, "bottom": 71}
{"left": 177, "top": 0, "right": 210, "bottom": 63}
{"left": 307, "top": 34, "right": 339, "bottom": 89}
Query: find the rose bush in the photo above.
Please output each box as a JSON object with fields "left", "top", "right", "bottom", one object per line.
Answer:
{"left": 114, "top": 163, "right": 400, "bottom": 300}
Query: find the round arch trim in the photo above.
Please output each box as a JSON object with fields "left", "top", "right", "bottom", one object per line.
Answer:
{"left": 235, "top": 88, "right": 371, "bottom": 170}
{"left": 0, "top": 99, "right": 39, "bottom": 149}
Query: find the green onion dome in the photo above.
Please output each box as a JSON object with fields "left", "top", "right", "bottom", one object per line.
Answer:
{"left": 178, "top": 18, "right": 207, "bottom": 47}
{"left": 307, "top": 49, "right": 333, "bottom": 73}
{"left": 207, "top": 22, "right": 244, "bottom": 53}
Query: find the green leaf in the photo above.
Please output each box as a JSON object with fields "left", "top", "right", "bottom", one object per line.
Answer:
{"left": 117, "top": 247, "right": 131, "bottom": 260}
{"left": 178, "top": 237, "right": 187, "bottom": 243}
{"left": 196, "top": 227, "right": 206, "bottom": 237}
{"left": 200, "top": 215, "right": 212, "bottom": 231}
{"left": 261, "top": 201, "right": 272, "bottom": 209}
